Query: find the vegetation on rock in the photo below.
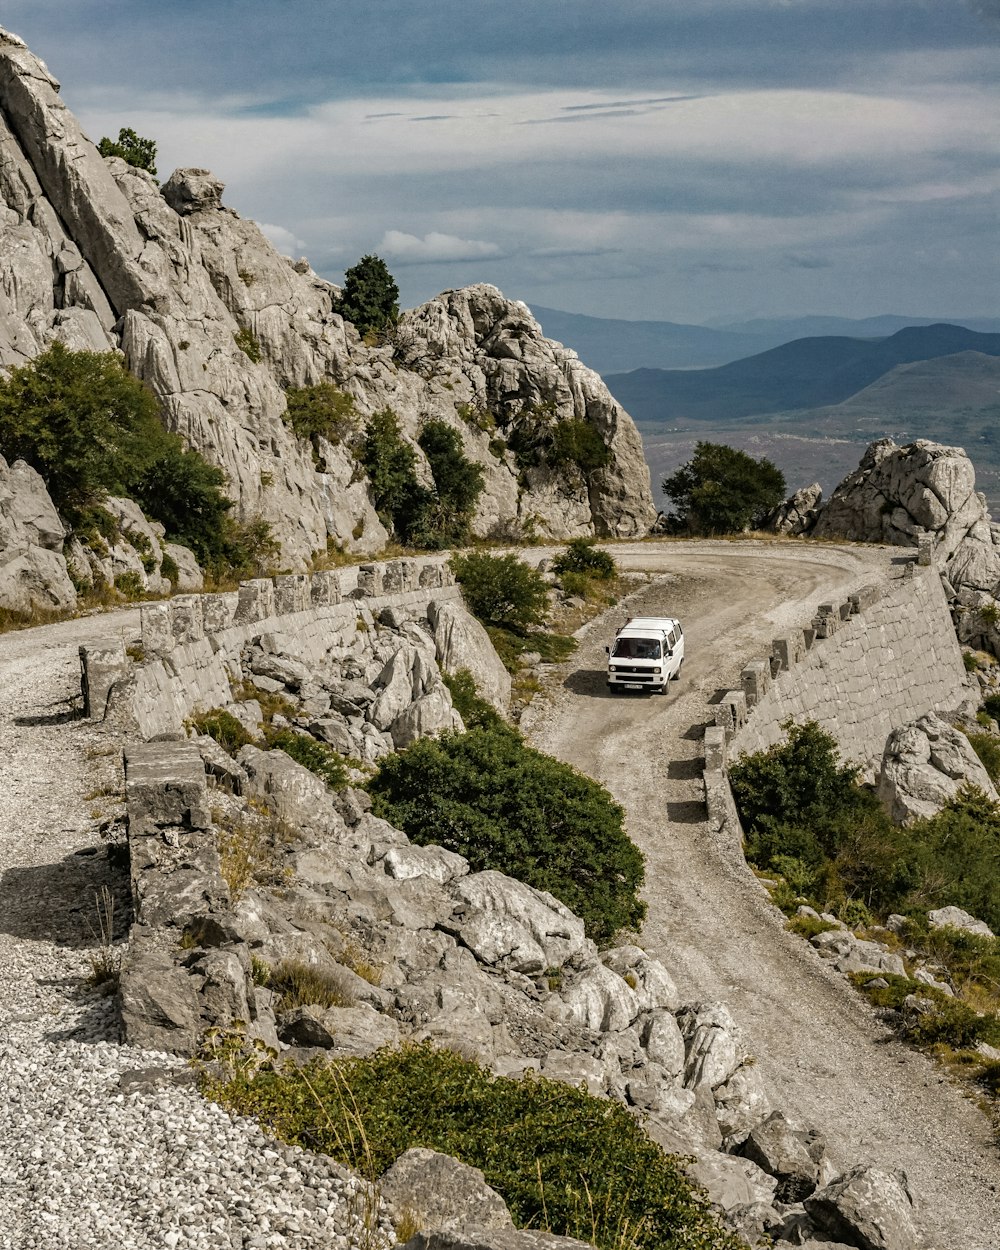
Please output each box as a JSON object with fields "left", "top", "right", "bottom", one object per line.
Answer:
{"left": 450, "top": 551, "right": 548, "bottom": 632}
{"left": 368, "top": 723, "right": 645, "bottom": 942}
{"left": 203, "top": 1042, "right": 740, "bottom": 1250}
{"left": 97, "top": 126, "right": 157, "bottom": 176}
{"left": 336, "top": 254, "right": 399, "bottom": 338}
{"left": 282, "top": 383, "right": 357, "bottom": 465}
{"left": 662, "top": 441, "right": 786, "bottom": 534}
{"left": 552, "top": 537, "right": 616, "bottom": 582}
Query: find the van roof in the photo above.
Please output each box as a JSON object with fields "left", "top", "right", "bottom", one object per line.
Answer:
{"left": 617, "top": 616, "right": 680, "bottom": 634}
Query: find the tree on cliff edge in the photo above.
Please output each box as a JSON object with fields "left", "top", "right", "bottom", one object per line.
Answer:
{"left": 97, "top": 127, "right": 157, "bottom": 177}
{"left": 336, "top": 254, "right": 399, "bottom": 338}
{"left": 662, "top": 441, "right": 785, "bottom": 535}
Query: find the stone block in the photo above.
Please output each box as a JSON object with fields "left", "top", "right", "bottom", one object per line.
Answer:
{"left": 400, "top": 558, "right": 421, "bottom": 591}
{"left": 802, "top": 626, "right": 816, "bottom": 650}
{"left": 310, "top": 570, "right": 341, "bottom": 606}
{"left": 917, "top": 532, "right": 934, "bottom": 566}
{"left": 80, "top": 639, "right": 129, "bottom": 719}
{"left": 141, "top": 603, "right": 174, "bottom": 657}
{"left": 382, "top": 560, "right": 405, "bottom": 593}
{"left": 125, "top": 741, "right": 212, "bottom": 834}
{"left": 357, "top": 563, "right": 383, "bottom": 596}
{"left": 741, "top": 659, "right": 771, "bottom": 708}
{"left": 704, "top": 725, "right": 727, "bottom": 772}
{"left": 772, "top": 634, "right": 804, "bottom": 671}
{"left": 170, "top": 595, "right": 205, "bottom": 644}
{"left": 273, "top": 573, "right": 310, "bottom": 614}
{"left": 201, "top": 593, "right": 231, "bottom": 633}
{"left": 838, "top": 600, "right": 853, "bottom": 621}
{"left": 420, "top": 562, "right": 444, "bottom": 589}
{"left": 233, "top": 578, "right": 275, "bottom": 624}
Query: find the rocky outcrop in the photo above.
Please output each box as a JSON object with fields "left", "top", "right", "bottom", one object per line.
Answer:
{"left": 0, "top": 452, "right": 75, "bottom": 611}
{"left": 762, "top": 483, "right": 823, "bottom": 536}
{"left": 0, "top": 31, "right": 655, "bottom": 567}
{"left": 877, "top": 712, "right": 999, "bottom": 825}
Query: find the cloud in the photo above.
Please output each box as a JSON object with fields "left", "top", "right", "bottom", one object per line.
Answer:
{"left": 256, "top": 222, "right": 307, "bottom": 255}
{"left": 379, "top": 230, "right": 504, "bottom": 263}
{"left": 783, "top": 253, "right": 833, "bottom": 269}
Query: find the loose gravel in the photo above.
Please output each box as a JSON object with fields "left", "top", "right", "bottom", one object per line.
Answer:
{"left": 0, "top": 610, "right": 392, "bottom": 1250}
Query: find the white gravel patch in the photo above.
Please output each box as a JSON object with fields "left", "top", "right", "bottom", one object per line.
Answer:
{"left": 0, "top": 610, "right": 392, "bottom": 1250}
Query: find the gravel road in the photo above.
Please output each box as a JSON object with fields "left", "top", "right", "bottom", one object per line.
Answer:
{"left": 524, "top": 539, "right": 1000, "bottom": 1250}
{"left": 0, "top": 610, "right": 389, "bottom": 1250}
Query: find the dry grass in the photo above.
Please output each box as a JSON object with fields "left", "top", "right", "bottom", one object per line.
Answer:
{"left": 85, "top": 885, "right": 121, "bottom": 991}
{"left": 215, "top": 806, "right": 296, "bottom": 901}
{"left": 268, "top": 959, "right": 357, "bottom": 1011}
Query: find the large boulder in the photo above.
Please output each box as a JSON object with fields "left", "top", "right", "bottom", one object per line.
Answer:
{"left": 428, "top": 599, "right": 512, "bottom": 712}
{"left": 804, "top": 1165, "right": 920, "bottom": 1250}
{"left": 380, "top": 1149, "right": 513, "bottom": 1235}
{"left": 877, "top": 712, "right": 999, "bottom": 824}
{"left": 444, "top": 871, "right": 587, "bottom": 974}
{"left": 0, "top": 454, "right": 76, "bottom": 611}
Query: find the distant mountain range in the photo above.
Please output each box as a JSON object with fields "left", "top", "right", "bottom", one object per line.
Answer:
{"left": 530, "top": 306, "right": 1000, "bottom": 374}
{"left": 604, "top": 325, "right": 1000, "bottom": 426}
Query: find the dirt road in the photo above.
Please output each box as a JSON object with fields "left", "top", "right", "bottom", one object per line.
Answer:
{"left": 525, "top": 540, "right": 1000, "bottom": 1250}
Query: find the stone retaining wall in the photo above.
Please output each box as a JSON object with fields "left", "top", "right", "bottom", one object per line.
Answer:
{"left": 704, "top": 565, "right": 970, "bottom": 834}
{"left": 81, "top": 556, "right": 462, "bottom": 739}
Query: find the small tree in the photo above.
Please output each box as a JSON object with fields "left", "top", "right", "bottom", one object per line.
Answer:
{"left": 97, "top": 127, "right": 157, "bottom": 177}
{"left": 417, "top": 420, "right": 485, "bottom": 547}
{"left": 369, "top": 725, "right": 646, "bottom": 942}
{"left": 337, "top": 254, "right": 399, "bottom": 337}
{"left": 662, "top": 441, "right": 785, "bottom": 535}
{"left": 450, "top": 551, "right": 549, "bottom": 632}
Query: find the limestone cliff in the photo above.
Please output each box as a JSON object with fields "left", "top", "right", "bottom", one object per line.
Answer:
{"left": 0, "top": 29, "right": 655, "bottom": 567}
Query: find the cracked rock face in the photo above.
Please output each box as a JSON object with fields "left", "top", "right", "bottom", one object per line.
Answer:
{"left": 877, "top": 711, "right": 999, "bottom": 825}
{"left": 0, "top": 30, "right": 656, "bottom": 568}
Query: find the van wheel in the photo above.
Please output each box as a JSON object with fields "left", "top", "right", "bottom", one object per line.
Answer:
{"left": 671, "top": 660, "right": 683, "bottom": 681}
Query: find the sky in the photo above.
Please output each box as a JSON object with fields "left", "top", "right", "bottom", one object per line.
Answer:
{"left": 4, "top": 1, "right": 999, "bottom": 324}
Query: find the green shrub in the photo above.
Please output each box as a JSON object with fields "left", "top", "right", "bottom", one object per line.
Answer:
{"left": 203, "top": 1043, "right": 740, "bottom": 1250}
{"left": 358, "top": 408, "right": 423, "bottom": 534}
{"left": 130, "top": 442, "right": 232, "bottom": 567}
{"left": 368, "top": 724, "right": 645, "bottom": 943}
{"left": 786, "top": 913, "right": 838, "bottom": 939}
{"left": 967, "top": 731, "right": 1000, "bottom": 785}
{"left": 0, "top": 342, "right": 169, "bottom": 519}
{"left": 662, "top": 441, "right": 786, "bottom": 535}
{"left": 484, "top": 625, "right": 577, "bottom": 675}
{"left": 265, "top": 728, "right": 349, "bottom": 790}
{"left": 267, "top": 959, "right": 355, "bottom": 1010}
{"left": 113, "top": 570, "right": 145, "bottom": 600}
{"left": 97, "top": 126, "right": 157, "bottom": 176}
{"left": 964, "top": 651, "right": 980, "bottom": 673}
{"left": 983, "top": 694, "right": 1000, "bottom": 722}
{"left": 456, "top": 401, "right": 495, "bottom": 433}
{"left": 234, "top": 327, "right": 262, "bottom": 363}
{"left": 441, "top": 669, "right": 505, "bottom": 731}
{"left": 451, "top": 552, "right": 549, "bottom": 632}
{"left": 417, "top": 419, "right": 485, "bottom": 546}
{"left": 549, "top": 419, "right": 611, "bottom": 476}
{"left": 553, "top": 537, "right": 616, "bottom": 581}
{"left": 190, "top": 708, "right": 254, "bottom": 754}
{"left": 160, "top": 551, "right": 180, "bottom": 587}
{"left": 336, "top": 254, "right": 399, "bottom": 337}
{"left": 283, "top": 384, "right": 357, "bottom": 462}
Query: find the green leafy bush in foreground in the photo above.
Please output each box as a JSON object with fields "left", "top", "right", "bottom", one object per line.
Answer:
{"left": 451, "top": 551, "right": 549, "bottom": 631}
{"left": 553, "top": 536, "right": 616, "bottom": 582}
{"left": 203, "top": 1043, "right": 739, "bottom": 1250}
{"left": 368, "top": 724, "right": 645, "bottom": 943}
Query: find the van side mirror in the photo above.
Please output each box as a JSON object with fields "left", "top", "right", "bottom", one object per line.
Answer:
{"left": 604, "top": 646, "right": 609, "bottom": 653}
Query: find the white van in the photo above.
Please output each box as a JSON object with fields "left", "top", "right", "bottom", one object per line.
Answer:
{"left": 606, "top": 616, "right": 684, "bottom": 694}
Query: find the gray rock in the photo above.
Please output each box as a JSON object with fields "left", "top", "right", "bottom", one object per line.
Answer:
{"left": 685, "top": 1149, "right": 778, "bottom": 1211}
{"left": 737, "top": 1111, "right": 824, "bottom": 1203}
{"left": 382, "top": 844, "right": 470, "bottom": 885}
{"left": 878, "top": 712, "right": 999, "bottom": 824}
{"left": 928, "top": 905, "right": 995, "bottom": 938}
{"left": 677, "top": 1001, "right": 750, "bottom": 1091}
{"left": 804, "top": 1165, "right": 919, "bottom": 1250}
{"left": 277, "top": 1003, "right": 401, "bottom": 1054}
{"left": 761, "top": 482, "right": 823, "bottom": 536}
{"left": 381, "top": 1148, "right": 513, "bottom": 1234}
{"left": 0, "top": 454, "right": 75, "bottom": 611}
{"left": 445, "top": 871, "right": 587, "bottom": 975}
{"left": 237, "top": 744, "right": 341, "bottom": 833}
{"left": 428, "top": 599, "right": 512, "bottom": 712}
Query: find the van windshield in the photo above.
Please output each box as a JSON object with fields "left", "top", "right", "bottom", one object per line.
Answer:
{"left": 611, "top": 637, "right": 661, "bottom": 660}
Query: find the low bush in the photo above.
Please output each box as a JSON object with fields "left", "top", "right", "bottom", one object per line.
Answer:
{"left": 283, "top": 384, "right": 357, "bottom": 465}
{"left": 553, "top": 537, "right": 616, "bottom": 581}
{"left": 368, "top": 724, "right": 645, "bottom": 943}
{"left": 441, "top": 669, "right": 505, "bottom": 731}
{"left": 967, "top": 731, "right": 1000, "bottom": 785}
{"left": 264, "top": 728, "right": 349, "bottom": 790}
{"left": 190, "top": 708, "right": 255, "bottom": 754}
{"left": 203, "top": 1043, "right": 740, "bottom": 1250}
{"left": 265, "top": 959, "right": 356, "bottom": 1011}
{"left": 214, "top": 805, "right": 295, "bottom": 901}
{"left": 451, "top": 552, "right": 549, "bottom": 632}
{"left": 485, "top": 625, "right": 577, "bottom": 674}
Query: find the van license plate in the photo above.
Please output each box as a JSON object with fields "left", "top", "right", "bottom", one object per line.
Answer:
{"left": 624, "top": 683, "right": 643, "bottom": 690}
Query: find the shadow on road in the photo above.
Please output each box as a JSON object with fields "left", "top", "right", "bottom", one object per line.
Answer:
{"left": 666, "top": 799, "right": 707, "bottom": 824}
{"left": 14, "top": 694, "right": 83, "bottom": 726}
{"left": 0, "top": 844, "right": 131, "bottom": 948}
{"left": 667, "top": 757, "right": 702, "bottom": 780}
{"left": 563, "top": 669, "right": 664, "bottom": 700}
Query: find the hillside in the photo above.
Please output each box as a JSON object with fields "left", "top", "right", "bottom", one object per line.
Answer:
{"left": 531, "top": 306, "right": 1000, "bottom": 374}
{"left": 606, "top": 324, "right": 1000, "bottom": 426}
{"left": 0, "top": 32, "right": 654, "bottom": 571}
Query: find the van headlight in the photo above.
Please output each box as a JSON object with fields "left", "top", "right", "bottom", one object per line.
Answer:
{"left": 609, "top": 665, "right": 617, "bottom": 672}
{"left": 652, "top": 666, "right": 661, "bottom": 674}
